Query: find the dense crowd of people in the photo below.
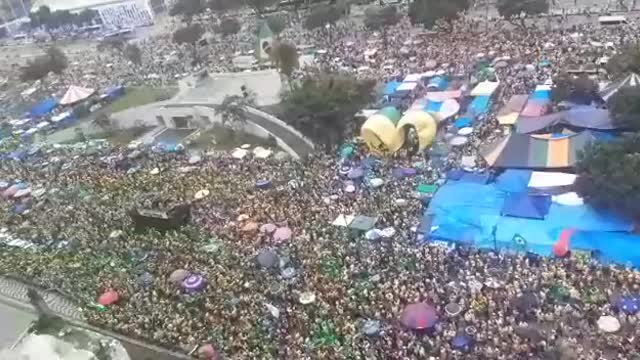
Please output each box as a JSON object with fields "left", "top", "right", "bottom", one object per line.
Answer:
{"left": 0, "top": 4, "right": 639, "bottom": 360}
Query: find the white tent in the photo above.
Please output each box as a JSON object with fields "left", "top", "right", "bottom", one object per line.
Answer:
{"left": 600, "top": 73, "right": 640, "bottom": 102}
{"left": 332, "top": 214, "right": 354, "bottom": 227}
{"left": 470, "top": 81, "right": 500, "bottom": 97}
{"left": 59, "top": 85, "right": 95, "bottom": 105}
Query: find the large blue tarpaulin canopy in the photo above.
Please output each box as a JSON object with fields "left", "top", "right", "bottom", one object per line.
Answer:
{"left": 29, "top": 97, "right": 58, "bottom": 117}
{"left": 424, "top": 180, "right": 640, "bottom": 266}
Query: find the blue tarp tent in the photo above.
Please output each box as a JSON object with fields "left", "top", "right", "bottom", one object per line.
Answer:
{"left": 531, "top": 89, "right": 551, "bottom": 101}
{"left": 383, "top": 81, "right": 401, "bottom": 95}
{"left": 495, "top": 169, "right": 532, "bottom": 193}
{"left": 502, "top": 193, "right": 551, "bottom": 219}
{"left": 30, "top": 98, "right": 58, "bottom": 117}
{"left": 425, "top": 181, "right": 639, "bottom": 265}
{"left": 454, "top": 117, "right": 472, "bottom": 128}
{"left": 428, "top": 76, "right": 448, "bottom": 91}
{"left": 469, "top": 96, "right": 491, "bottom": 117}
{"left": 104, "top": 86, "right": 125, "bottom": 99}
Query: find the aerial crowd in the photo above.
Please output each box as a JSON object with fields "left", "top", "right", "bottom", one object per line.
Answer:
{"left": 0, "top": 4, "right": 639, "bottom": 360}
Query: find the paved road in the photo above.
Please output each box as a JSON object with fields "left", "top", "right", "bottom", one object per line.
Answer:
{"left": 0, "top": 302, "right": 34, "bottom": 349}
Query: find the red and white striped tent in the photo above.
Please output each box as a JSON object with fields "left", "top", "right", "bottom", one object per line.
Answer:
{"left": 59, "top": 85, "right": 95, "bottom": 105}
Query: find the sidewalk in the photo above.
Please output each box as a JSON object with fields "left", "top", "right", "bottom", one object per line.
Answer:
{"left": 0, "top": 276, "right": 190, "bottom": 360}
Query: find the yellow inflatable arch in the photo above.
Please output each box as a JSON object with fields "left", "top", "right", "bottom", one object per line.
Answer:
{"left": 397, "top": 111, "right": 438, "bottom": 151}
{"left": 360, "top": 107, "right": 405, "bottom": 153}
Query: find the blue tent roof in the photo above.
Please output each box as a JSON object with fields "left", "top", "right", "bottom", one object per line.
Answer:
{"left": 530, "top": 89, "right": 551, "bottom": 102}
{"left": 428, "top": 76, "right": 448, "bottom": 91}
{"left": 454, "top": 117, "right": 472, "bottom": 128}
{"left": 502, "top": 193, "right": 551, "bottom": 220}
{"left": 383, "top": 81, "right": 401, "bottom": 95}
{"left": 30, "top": 97, "right": 58, "bottom": 117}
{"left": 469, "top": 96, "right": 491, "bottom": 117}
{"left": 495, "top": 169, "right": 532, "bottom": 193}
{"left": 426, "top": 181, "right": 638, "bottom": 264}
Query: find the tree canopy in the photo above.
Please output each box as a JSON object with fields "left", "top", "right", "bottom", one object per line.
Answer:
{"left": 496, "top": 0, "right": 549, "bottom": 26}
{"left": 304, "top": 4, "right": 344, "bottom": 30}
{"left": 408, "top": 0, "right": 470, "bottom": 29}
{"left": 266, "top": 14, "right": 287, "bottom": 35}
{"left": 606, "top": 86, "right": 640, "bottom": 130}
{"left": 124, "top": 43, "right": 142, "bottom": 65}
{"left": 207, "top": 0, "right": 243, "bottom": 12}
{"left": 606, "top": 45, "right": 640, "bottom": 76}
{"left": 20, "top": 46, "right": 68, "bottom": 82}
{"left": 364, "top": 5, "right": 400, "bottom": 30}
{"left": 281, "top": 71, "right": 376, "bottom": 147}
{"left": 244, "top": 0, "right": 278, "bottom": 14}
{"left": 217, "top": 17, "right": 241, "bottom": 36}
{"left": 550, "top": 72, "right": 598, "bottom": 104}
{"left": 575, "top": 134, "right": 640, "bottom": 220}
{"left": 170, "top": 0, "right": 204, "bottom": 19}
{"left": 30, "top": 5, "right": 98, "bottom": 30}
{"left": 216, "top": 94, "right": 256, "bottom": 129}
{"left": 173, "top": 23, "right": 205, "bottom": 45}
{"left": 271, "top": 41, "right": 299, "bottom": 82}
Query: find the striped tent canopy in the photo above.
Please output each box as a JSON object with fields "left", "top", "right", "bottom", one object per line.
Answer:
{"left": 482, "top": 131, "right": 595, "bottom": 169}
{"left": 600, "top": 72, "right": 640, "bottom": 102}
{"left": 60, "top": 85, "right": 95, "bottom": 105}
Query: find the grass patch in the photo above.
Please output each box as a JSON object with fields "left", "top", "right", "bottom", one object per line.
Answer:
{"left": 90, "top": 126, "right": 154, "bottom": 145}
{"left": 101, "top": 87, "right": 177, "bottom": 114}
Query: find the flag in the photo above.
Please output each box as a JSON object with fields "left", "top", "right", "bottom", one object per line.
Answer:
{"left": 256, "top": 20, "right": 274, "bottom": 61}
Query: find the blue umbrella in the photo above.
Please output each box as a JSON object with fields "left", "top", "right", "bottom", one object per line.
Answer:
{"left": 451, "top": 333, "right": 474, "bottom": 352}
{"left": 616, "top": 295, "right": 640, "bottom": 315}
{"left": 256, "top": 180, "right": 271, "bottom": 189}
{"left": 14, "top": 204, "right": 28, "bottom": 214}
{"left": 347, "top": 167, "right": 364, "bottom": 179}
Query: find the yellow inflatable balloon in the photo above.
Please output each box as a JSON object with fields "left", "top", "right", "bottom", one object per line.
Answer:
{"left": 397, "top": 111, "right": 437, "bottom": 151}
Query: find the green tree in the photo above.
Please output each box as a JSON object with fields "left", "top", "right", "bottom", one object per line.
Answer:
{"left": 496, "top": 0, "right": 549, "bottom": 28}
{"left": 364, "top": 5, "right": 400, "bottom": 47}
{"left": 173, "top": 24, "right": 205, "bottom": 62}
{"left": 281, "top": 71, "right": 376, "bottom": 148}
{"left": 606, "top": 45, "right": 640, "bottom": 77}
{"left": 550, "top": 72, "right": 598, "bottom": 104}
{"left": 266, "top": 14, "right": 287, "bottom": 35}
{"left": 304, "top": 4, "right": 343, "bottom": 30}
{"left": 170, "top": 0, "right": 204, "bottom": 21}
{"left": 207, "top": 0, "right": 243, "bottom": 12}
{"left": 20, "top": 46, "right": 68, "bottom": 81}
{"left": 271, "top": 41, "right": 299, "bottom": 87}
{"left": 244, "top": 0, "right": 277, "bottom": 14}
{"left": 408, "top": 0, "right": 470, "bottom": 30}
{"left": 575, "top": 134, "right": 640, "bottom": 221}
{"left": 607, "top": 86, "right": 640, "bottom": 130}
{"left": 217, "top": 17, "right": 241, "bottom": 36}
{"left": 215, "top": 94, "right": 256, "bottom": 128}
{"left": 124, "top": 43, "right": 142, "bottom": 65}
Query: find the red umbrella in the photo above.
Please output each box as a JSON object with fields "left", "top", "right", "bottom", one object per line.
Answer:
{"left": 553, "top": 228, "right": 575, "bottom": 257}
{"left": 273, "top": 227, "right": 292, "bottom": 244}
{"left": 97, "top": 290, "right": 119, "bottom": 306}
{"left": 400, "top": 302, "right": 438, "bottom": 330}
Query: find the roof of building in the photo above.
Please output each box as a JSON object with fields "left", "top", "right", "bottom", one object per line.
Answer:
{"left": 31, "top": 0, "right": 133, "bottom": 12}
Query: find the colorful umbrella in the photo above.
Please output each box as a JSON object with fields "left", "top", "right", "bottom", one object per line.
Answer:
{"left": 451, "top": 333, "right": 474, "bottom": 352}
{"left": 182, "top": 274, "right": 206, "bottom": 291}
{"left": 347, "top": 167, "right": 364, "bottom": 179}
{"left": 169, "top": 269, "right": 189, "bottom": 284}
{"left": 257, "top": 249, "right": 278, "bottom": 268}
{"left": 256, "top": 180, "right": 271, "bottom": 189}
{"left": 197, "top": 344, "right": 221, "bottom": 360}
{"left": 0, "top": 181, "right": 9, "bottom": 189}
{"left": 260, "top": 223, "right": 277, "bottom": 234}
{"left": 615, "top": 295, "right": 640, "bottom": 315}
{"left": 403, "top": 168, "right": 417, "bottom": 176}
{"left": 242, "top": 222, "right": 259, "bottom": 232}
{"left": 188, "top": 155, "right": 201, "bottom": 164}
{"left": 553, "top": 228, "right": 575, "bottom": 257}
{"left": 97, "top": 290, "right": 119, "bottom": 306}
{"left": 400, "top": 302, "right": 438, "bottom": 330}
{"left": 194, "top": 189, "right": 210, "bottom": 200}
{"left": 597, "top": 315, "right": 620, "bottom": 333}
{"left": 136, "top": 272, "right": 154, "bottom": 288}
{"left": 273, "top": 227, "right": 292, "bottom": 243}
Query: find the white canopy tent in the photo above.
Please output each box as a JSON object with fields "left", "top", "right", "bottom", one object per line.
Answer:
{"left": 59, "top": 86, "right": 95, "bottom": 105}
